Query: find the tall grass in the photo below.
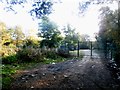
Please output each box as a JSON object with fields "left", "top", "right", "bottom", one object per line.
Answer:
{"left": 69, "top": 50, "right": 84, "bottom": 59}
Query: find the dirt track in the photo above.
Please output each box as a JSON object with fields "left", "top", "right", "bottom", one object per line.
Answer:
{"left": 10, "top": 50, "right": 119, "bottom": 90}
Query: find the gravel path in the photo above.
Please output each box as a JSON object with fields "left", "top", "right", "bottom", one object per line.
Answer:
{"left": 10, "top": 50, "right": 119, "bottom": 90}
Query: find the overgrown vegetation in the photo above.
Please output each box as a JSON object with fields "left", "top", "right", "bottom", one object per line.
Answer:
{"left": 0, "top": 5, "right": 90, "bottom": 88}
{"left": 0, "top": 18, "right": 89, "bottom": 89}
{"left": 0, "top": 22, "right": 83, "bottom": 89}
{"left": 1, "top": 0, "right": 119, "bottom": 89}
{"left": 96, "top": 6, "right": 120, "bottom": 66}
{"left": 2, "top": 65, "right": 16, "bottom": 89}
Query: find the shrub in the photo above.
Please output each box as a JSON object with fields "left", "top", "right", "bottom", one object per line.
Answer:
{"left": 2, "top": 77, "right": 13, "bottom": 89}
{"left": 57, "top": 48, "right": 70, "bottom": 58}
{"left": 17, "top": 48, "right": 32, "bottom": 62}
{"left": 17, "top": 48, "right": 43, "bottom": 63}
{"left": 114, "top": 51, "right": 120, "bottom": 66}
{"left": 43, "top": 50, "right": 60, "bottom": 59}
{"left": 1, "top": 46, "right": 18, "bottom": 64}
{"left": 2, "top": 65, "right": 16, "bottom": 89}
{"left": 0, "top": 46, "right": 18, "bottom": 57}
{"left": 2, "top": 55, "right": 18, "bottom": 64}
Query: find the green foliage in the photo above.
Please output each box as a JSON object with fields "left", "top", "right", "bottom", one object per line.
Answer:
{"left": 39, "top": 17, "right": 51, "bottom": 33}
{"left": 2, "top": 54, "right": 18, "bottom": 64}
{"left": 1, "top": 50, "right": 67, "bottom": 89}
{"left": 0, "top": 22, "right": 26, "bottom": 64}
{"left": 0, "top": 22, "right": 12, "bottom": 46}
{"left": 98, "top": 7, "right": 118, "bottom": 48}
{"left": 0, "top": 0, "right": 53, "bottom": 19}
{"left": 79, "top": 42, "right": 90, "bottom": 49}
{"left": 2, "top": 65, "right": 16, "bottom": 89}
{"left": 97, "top": 6, "right": 120, "bottom": 64}
{"left": 38, "top": 16, "right": 63, "bottom": 48}
{"left": 29, "top": 1, "right": 53, "bottom": 19}
{"left": 0, "top": 23, "right": 25, "bottom": 48}
{"left": 17, "top": 48, "right": 43, "bottom": 63}
{"left": 24, "top": 36, "right": 40, "bottom": 48}
{"left": 80, "top": 34, "right": 90, "bottom": 42}
{"left": 2, "top": 77, "right": 13, "bottom": 89}
{"left": 12, "top": 26, "right": 25, "bottom": 47}
{"left": 43, "top": 58, "right": 65, "bottom": 64}
{"left": 63, "top": 24, "right": 80, "bottom": 44}
{"left": 2, "top": 65, "right": 16, "bottom": 76}
{"left": 79, "top": 0, "right": 116, "bottom": 15}
{"left": 57, "top": 48, "right": 70, "bottom": 58}
{"left": 0, "top": 46, "right": 17, "bottom": 57}
{"left": 43, "top": 50, "right": 61, "bottom": 59}
{"left": 62, "top": 24, "right": 81, "bottom": 50}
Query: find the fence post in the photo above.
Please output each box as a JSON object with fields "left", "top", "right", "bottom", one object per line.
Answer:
{"left": 110, "top": 48, "right": 112, "bottom": 60}
{"left": 90, "top": 41, "right": 92, "bottom": 58}
{"left": 77, "top": 41, "right": 80, "bottom": 57}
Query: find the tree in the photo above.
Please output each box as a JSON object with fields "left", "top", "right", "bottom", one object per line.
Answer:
{"left": 38, "top": 16, "right": 62, "bottom": 48}
{"left": 0, "top": 22, "right": 18, "bottom": 57}
{"left": 79, "top": 0, "right": 118, "bottom": 14}
{"left": 1, "top": 0, "right": 118, "bottom": 19}
{"left": 97, "top": 6, "right": 120, "bottom": 63}
{"left": 12, "top": 26, "right": 25, "bottom": 47}
{"left": 24, "top": 36, "right": 40, "bottom": 48}
{"left": 0, "top": 0, "right": 54, "bottom": 19}
{"left": 80, "top": 34, "right": 90, "bottom": 42}
{"left": 0, "top": 22, "right": 11, "bottom": 46}
{"left": 63, "top": 24, "right": 81, "bottom": 50}
{"left": 80, "top": 34, "right": 90, "bottom": 49}
{"left": 98, "top": 6, "right": 118, "bottom": 46}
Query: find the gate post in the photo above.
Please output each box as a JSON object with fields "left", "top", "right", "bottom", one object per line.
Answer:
{"left": 77, "top": 41, "right": 80, "bottom": 57}
{"left": 90, "top": 41, "right": 92, "bottom": 58}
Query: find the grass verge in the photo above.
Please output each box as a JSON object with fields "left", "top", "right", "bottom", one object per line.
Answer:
{"left": 69, "top": 50, "right": 84, "bottom": 59}
{"left": 2, "top": 51, "right": 84, "bottom": 89}
{"left": 2, "top": 57, "right": 66, "bottom": 89}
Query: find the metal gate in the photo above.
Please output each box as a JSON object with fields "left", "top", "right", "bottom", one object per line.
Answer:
{"left": 59, "top": 41, "right": 112, "bottom": 59}
{"left": 69, "top": 41, "right": 102, "bottom": 58}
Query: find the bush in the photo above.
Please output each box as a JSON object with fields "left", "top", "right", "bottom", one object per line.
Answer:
{"left": 43, "top": 50, "right": 61, "bottom": 59}
{"left": 17, "top": 48, "right": 43, "bottom": 63}
{"left": 2, "top": 55, "right": 18, "bottom": 64}
{"left": 17, "top": 48, "right": 32, "bottom": 62}
{"left": 2, "top": 77, "right": 13, "bottom": 89}
{"left": 2, "top": 65, "right": 16, "bottom": 89}
{"left": 0, "top": 46, "right": 18, "bottom": 57}
{"left": 114, "top": 51, "right": 120, "bottom": 66}
{"left": 1, "top": 46, "right": 18, "bottom": 64}
{"left": 57, "top": 48, "right": 70, "bottom": 58}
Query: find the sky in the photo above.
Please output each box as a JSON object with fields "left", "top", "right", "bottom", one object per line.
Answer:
{"left": 49, "top": 1, "right": 100, "bottom": 40}
{"left": 0, "top": 2, "right": 38, "bottom": 37}
{"left": 0, "top": 0, "right": 118, "bottom": 40}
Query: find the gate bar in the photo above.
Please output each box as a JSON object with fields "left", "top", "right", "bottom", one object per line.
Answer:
{"left": 91, "top": 41, "right": 92, "bottom": 57}
{"left": 77, "top": 41, "right": 80, "bottom": 57}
